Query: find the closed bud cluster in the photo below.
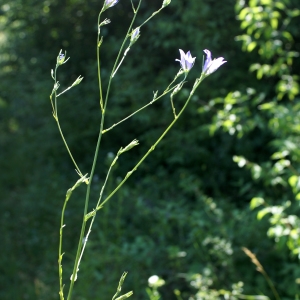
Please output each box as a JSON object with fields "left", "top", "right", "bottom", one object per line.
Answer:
{"left": 130, "top": 27, "right": 140, "bottom": 46}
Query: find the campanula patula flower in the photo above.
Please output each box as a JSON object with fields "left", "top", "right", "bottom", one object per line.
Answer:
{"left": 176, "top": 49, "right": 196, "bottom": 72}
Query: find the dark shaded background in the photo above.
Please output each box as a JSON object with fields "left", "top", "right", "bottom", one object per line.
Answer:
{"left": 1, "top": 0, "right": 300, "bottom": 299}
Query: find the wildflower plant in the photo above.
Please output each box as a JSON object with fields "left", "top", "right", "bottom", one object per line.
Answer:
{"left": 49, "top": 0, "right": 226, "bottom": 299}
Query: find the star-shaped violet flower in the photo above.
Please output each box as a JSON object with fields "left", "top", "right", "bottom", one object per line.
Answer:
{"left": 202, "top": 49, "right": 226, "bottom": 76}
{"left": 176, "top": 49, "right": 196, "bottom": 72}
{"left": 103, "top": 0, "right": 119, "bottom": 10}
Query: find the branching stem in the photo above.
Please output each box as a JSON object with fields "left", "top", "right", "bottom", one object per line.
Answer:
{"left": 66, "top": 2, "right": 143, "bottom": 300}
{"left": 102, "top": 73, "right": 184, "bottom": 133}
{"left": 91, "top": 75, "right": 204, "bottom": 215}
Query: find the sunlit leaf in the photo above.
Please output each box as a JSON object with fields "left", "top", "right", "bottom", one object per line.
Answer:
{"left": 250, "top": 197, "right": 265, "bottom": 210}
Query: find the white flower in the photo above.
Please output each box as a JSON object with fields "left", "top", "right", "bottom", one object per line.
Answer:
{"left": 148, "top": 275, "right": 165, "bottom": 288}
{"left": 148, "top": 275, "right": 159, "bottom": 285}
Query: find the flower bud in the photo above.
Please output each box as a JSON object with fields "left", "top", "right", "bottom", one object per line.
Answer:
{"left": 118, "top": 139, "right": 139, "bottom": 154}
{"left": 57, "top": 50, "right": 65, "bottom": 65}
{"left": 99, "top": 18, "right": 111, "bottom": 27}
{"left": 171, "top": 82, "right": 184, "bottom": 97}
{"left": 57, "top": 54, "right": 65, "bottom": 65}
{"left": 162, "top": 0, "right": 171, "bottom": 8}
{"left": 71, "top": 75, "right": 84, "bottom": 87}
{"left": 56, "top": 50, "right": 69, "bottom": 66}
{"left": 103, "top": 0, "right": 119, "bottom": 11}
{"left": 73, "top": 174, "right": 89, "bottom": 190}
{"left": 130, "top": 27, "right": 140, "bottom": 46}
{"left": 70, "top": 268, "right": 79, "bottom": 281}
{"left": 52, "top": 82, "right": 60, "bottom": 93}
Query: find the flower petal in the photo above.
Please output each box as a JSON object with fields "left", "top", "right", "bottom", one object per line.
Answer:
{"left": 203, "top": 49, "right": 212, "bottom": 73}
{"left": 202, "top": 49, "right": 226, "bottom": 75}
{"left": 104, "top": 0, "right": 119, "bottom": 9}
{"left": 176, "top": 49, "right": 196, "bottom": 71}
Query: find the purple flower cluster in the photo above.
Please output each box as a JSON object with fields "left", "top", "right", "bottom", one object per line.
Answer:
{"left": 176, "top": 49, "right": 226, "bottom": 75}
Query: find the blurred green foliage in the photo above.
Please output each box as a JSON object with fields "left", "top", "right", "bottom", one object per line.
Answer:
{"left": 0, "top": 0, "right": 300, "bottom": 299}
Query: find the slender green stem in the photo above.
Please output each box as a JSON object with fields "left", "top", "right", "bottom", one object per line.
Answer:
{"left": 50, "top": 96, "right": 55, "bottom": 117}
{"left": 108, "top": 2, "right": 167, "bottom": 79}
{"left": 58, "top": 196, "right": 68, "bottom": 300}
{"left": 170, "top": 95, "right": 177, "bottom": 118}
{"left": 103, "top": 87, "right": 177, "bottom": 133}
{"left": 139, "top": 8, "right": 163, "bottom": 28}
{"left": 56, "top": 120, "right": 83, "bottom": 177}
{"left": 170, "top": 73, "right": 187, "bottom": 119}
{"left": 74, "top": 12, "right": 109, "bottom": 263}
{"left": 53, "top": 58, "right": 86, "bottom": 298}
{"left": 103, "top": 73, "right": 183, "bottom": 133}
{"left": 57, "top": 86, "right": 72, "bottom": 97}
{"left": 112, "top": 48, "right": 130, "bottom": 78}
{"left": 137, "top": 1, "right": 170, "bottom": 29}
{"left": 54, "top": 66, "right": 83, "bottom": 177}
{"left": 108, "top": 0, "right": 142, "bottom": 82}
{"left": 67, "top": 3, "right": 143, "bottom": 299}
{"left": 97, "top": 156, "right": 119, "bottom": 207}
{"left": 77, "top": 154, "right": 119, "bottom": 267}
{"left": 67, "top": 117, "right": 104, "bottom": 300}
{"left": 58, "top": 174, "right": 88, "bottom": 300}
{"left": 92, "top": 75, "right": 204, "bottom": 213}
{"left": 97, "top": 11, "right": 104, "bottom": 112}
{"left": 166, "top": 72, "right": 184, "bottom": 91}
